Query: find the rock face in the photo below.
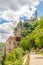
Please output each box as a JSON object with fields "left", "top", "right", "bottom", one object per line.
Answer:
{"left": 3, "top": 36, "right": 20, "bottom": 55}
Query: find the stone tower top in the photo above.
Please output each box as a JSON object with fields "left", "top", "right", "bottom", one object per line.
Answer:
{"left": 35, "top": 10, "right": 37, "bottom": 19}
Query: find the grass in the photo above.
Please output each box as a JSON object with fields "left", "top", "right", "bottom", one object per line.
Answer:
{"left": 37, "top": 52, "right": 43, "bottom": 55}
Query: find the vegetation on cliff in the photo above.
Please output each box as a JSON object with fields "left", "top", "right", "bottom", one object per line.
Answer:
{"left": 20, "top": 16, "right": 43, "bottom": 52}
{"left": 4, "top": 16, "right": 43, "bottom": 65}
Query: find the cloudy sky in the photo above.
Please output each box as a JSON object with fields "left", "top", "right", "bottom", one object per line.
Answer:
{"left": 0, "top": 0, "right": 43, "bottom": 42}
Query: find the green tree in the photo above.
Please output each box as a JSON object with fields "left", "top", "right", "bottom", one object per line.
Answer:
{"left": 21, "top": 29, "right": 29, "bottom": 37}
{"left": 20, "top": 16, "right": 43, "bottom": 51}
{"left": 4, "top": 48, "right": 24, "bottom": 65}
{"left": 20, "top": 35, "right": 35, "bottom": 51}
{"left": 39, "top": 16, "right": 43, "bottom": 28}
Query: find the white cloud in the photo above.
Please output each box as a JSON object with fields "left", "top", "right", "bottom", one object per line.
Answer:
{"left": 0, "top": 22, "right": 14, "bottom": 42}
{"left": 0, "top": 0, "right": 42, "bottom": 42}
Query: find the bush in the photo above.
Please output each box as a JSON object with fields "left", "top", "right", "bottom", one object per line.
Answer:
{"left": 4, "top": 48, "right": 24, "bottom": 65}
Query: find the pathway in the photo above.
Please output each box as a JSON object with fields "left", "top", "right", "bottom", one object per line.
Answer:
{"left": 29, "top": 53, "right": 43, "bottom": 65}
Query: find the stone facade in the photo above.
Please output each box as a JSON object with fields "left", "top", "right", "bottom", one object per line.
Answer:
{"left": 3, "top": 36, "right": 20, "bottom": 55}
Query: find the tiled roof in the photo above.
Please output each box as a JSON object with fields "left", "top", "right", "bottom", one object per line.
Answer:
{"left": 7, "top": 36, "right": 16, "bottom": 41}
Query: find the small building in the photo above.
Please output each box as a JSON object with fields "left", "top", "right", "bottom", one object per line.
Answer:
{"left": 3, "top": 36, "right": 20, "bottom": 55}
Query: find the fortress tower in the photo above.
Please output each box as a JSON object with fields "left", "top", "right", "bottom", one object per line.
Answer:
{"left": 35, "top": 10, "right": 38, "bottom": 20}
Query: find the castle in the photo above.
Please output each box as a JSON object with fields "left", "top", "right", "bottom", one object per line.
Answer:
{"left": 23, "top": 10, "right": 38, "bottom": 24}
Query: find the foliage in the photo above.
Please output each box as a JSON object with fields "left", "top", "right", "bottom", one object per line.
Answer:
{"left": 32, "top": 20, "right": 39, "bottom": 29}
{"left": 21, "top": 29, "right": 29, "bottom": 37}
{"left": 32, "top": 28, "right": 43, "bottom": 49}
{"left": 4, "top": 48, "right": 24, "bottom": 65}
{"left": 17, "top": 21, "right": 22, "bottom": 27}
{"left": 23, "top": 22, "right": 30, "bottom": 28}
{"left": 23, "top": 22, "right": 33, "bottom": 30}
{"left": 0, "top": 43, "right": 4, "bottom": 65}
{"left": 21, "top": 22, "right": 34, "bottom": 37}
{"left": 39, "top": 16, "right": 43, "bottom": 28}
{"left": 20, "top": 16, "right": 43, "bottom": 51}
{"left": 20, "top": 35, "right": 35, "bottom": 51}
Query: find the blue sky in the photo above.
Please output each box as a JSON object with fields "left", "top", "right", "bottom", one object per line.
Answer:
{"left": 20, "top": 1, "right": 43, "bottom": 20}
{"left": 37, "top": 1, "right": 43, "bottom": 18}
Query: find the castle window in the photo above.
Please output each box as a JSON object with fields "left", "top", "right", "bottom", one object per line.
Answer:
{"left": 16, "top": 37, "right": 20, "bottom": 41}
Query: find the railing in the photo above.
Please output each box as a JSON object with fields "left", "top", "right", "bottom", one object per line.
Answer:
{"left": 23, "top": 54, "right": 29, "bottom": 65}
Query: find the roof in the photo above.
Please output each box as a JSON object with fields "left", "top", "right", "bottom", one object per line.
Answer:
{"left": 29, "top": 17, "right": 37, "bottom": 21}
{"left": 7, "top": 36, "right": 16, "bottom": 41}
